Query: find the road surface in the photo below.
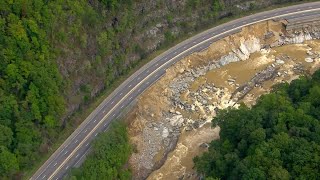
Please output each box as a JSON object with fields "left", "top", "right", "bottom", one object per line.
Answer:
{"left": 31, "top": 2, "right": 320, "bottom": 180}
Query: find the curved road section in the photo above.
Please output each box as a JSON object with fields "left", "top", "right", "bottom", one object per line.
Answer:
{"left": 32, "top": 2, "right": 320, "bottom": 180}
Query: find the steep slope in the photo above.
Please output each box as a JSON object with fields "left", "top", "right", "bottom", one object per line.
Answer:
{"left": 126, "top": 20, "right": 320, "bottom": 179}
{"left": 0, "top": 0, "right": 316, "bottom": 178}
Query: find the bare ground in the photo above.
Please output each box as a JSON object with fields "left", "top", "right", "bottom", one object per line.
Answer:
{"left": 125, "top": 20, "right": 320, "bottom": 180}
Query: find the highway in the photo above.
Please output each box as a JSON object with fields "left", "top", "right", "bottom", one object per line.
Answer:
{"left": 31, "top": 2, "right": 320, "bottom": 180}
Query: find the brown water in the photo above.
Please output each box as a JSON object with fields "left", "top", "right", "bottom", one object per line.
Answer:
{"left": 148, "top": 41, "right": 320, "bottom": 180}
{"left": 190, "top": 51, "right": 273, "bottom": 91}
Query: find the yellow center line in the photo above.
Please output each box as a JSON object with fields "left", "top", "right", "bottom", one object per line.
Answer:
{"left": 47, "top": 7, "right": 320, "bottom": 180}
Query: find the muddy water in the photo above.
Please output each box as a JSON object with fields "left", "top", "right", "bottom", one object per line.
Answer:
{"left": 306, "top": 40, "right": 320, "bottom": 52}
{"left": 148, "top": 125, "right": 220, "bottom": 180}
{"left": 147, "top": 41, "right": 320, "bottom": 180}
{"left": 190, "top": 51, "right": 273, "bottom": 91}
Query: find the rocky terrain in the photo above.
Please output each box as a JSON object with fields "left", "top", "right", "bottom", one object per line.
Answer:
{"left": 125, "top": 19, "right": 320, "bottom": 180}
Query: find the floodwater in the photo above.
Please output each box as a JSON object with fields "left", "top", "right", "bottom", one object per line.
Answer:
{"left": 190, "top": 51, "right": 274, "bottom": 91}
{"left": 147, "top": 41, "right": 320, "bottom": 180}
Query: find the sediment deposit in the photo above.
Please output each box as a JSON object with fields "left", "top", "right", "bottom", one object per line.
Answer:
{"left": 126, "top": 20, "right": 320, "bottom": 180}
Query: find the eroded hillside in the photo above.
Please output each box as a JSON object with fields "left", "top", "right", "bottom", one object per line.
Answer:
{"left": 125, "top": 20, "right": 320, "bottom": 179}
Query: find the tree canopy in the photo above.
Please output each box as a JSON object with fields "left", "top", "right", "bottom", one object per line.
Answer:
{"left": 0, "top": 0, "right": 65, "bottom": 178}
{"left": 194, "top": 70, "right": 320, "bottom": 179}
{"left": 70, "top": 122, "right": 131, "bottom": 180}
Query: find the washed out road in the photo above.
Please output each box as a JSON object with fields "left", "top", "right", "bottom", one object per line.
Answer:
{"left": 32, "top": 2, "right": 320, "bottom": 180}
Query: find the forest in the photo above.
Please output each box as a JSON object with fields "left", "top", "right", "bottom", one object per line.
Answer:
{"left": 69, "top": 123, "right": 131, "bottom": 180}
{"left": 0, "top": 1, "right": 65, "bottom": 178}
{"left": 194, "top": 70, "right": 320, "bottom": 179}
{"left": 0, "top": 0, "right": 316, "bottom": 178}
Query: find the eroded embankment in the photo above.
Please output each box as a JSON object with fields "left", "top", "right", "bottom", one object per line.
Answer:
{"left": 125, "top": 20, "right": 320, "bottom": 180}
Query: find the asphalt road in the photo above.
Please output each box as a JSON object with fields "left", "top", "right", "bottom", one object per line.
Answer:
{"left": 31, "top": 2, "right": 320, "bottom": 180}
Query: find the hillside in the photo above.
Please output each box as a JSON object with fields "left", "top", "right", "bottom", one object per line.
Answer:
{"left": 0, "top": 0, "right": 316, "bottom": 178}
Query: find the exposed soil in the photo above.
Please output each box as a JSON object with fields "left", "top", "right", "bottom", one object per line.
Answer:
{"left": 125, "top": 20, "right": 320, "bottom": 180}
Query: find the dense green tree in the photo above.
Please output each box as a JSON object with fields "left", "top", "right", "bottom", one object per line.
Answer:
{"left": 71, "top": 122, "right": 131, "bottom": 180}
{"left": 0, "top": 0, "right": 65, "bottom": 178}
{"left": 194, "top": 70, "right": 320, "bottom": 179}
{"left": 0, "top": 146, "right": 19, "bottom": 177}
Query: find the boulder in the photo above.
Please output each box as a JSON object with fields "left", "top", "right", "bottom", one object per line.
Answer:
{"left": 199, "top": 143, "right": 209, "bottom": 148}
{"left": 305, "top": 57, "right": 314, "bottom": 63}
{"left": 162, "top": 128, "right": 169, "bottom": 138}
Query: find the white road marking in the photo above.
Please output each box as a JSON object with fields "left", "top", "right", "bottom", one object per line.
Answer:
{"left": 129, "top": 97, "right": 133, "bottom": 100}
{"left": 76, "top": 154, "right": 79, "bottom": 158}
{"left": 84, "top": 129, "right": 87, "bottom": 133}
{"left": 104, "top": 123, "right": 107, "bottom": 127}
{"left": 74, "top": 150, "right": 90, "bottom": 167}
{"left": 138, "top": 88, "right": 141, "bottom": 92}
{"left": 112, "top": 114, "right": 116, "bottom": 117}
{"left": 129, "top": 84, "right": 132, "bottom": 88}
{"left": 93, "top": 119, "right": 96, "bottom": 123}
{"left": 64, "top": 151, "right": 68, "bottom": 155}
{"left": 86, "top": 143, "right": 89, "bottom": 147}
{"left": 54, "top": 163, "right": 57, "bottom": 167}
{"left": 95, "top": 133, "right": 98, "bottom": 137}
{"left": 46, "top": 7, "right": 320, "bottom": 180}
{"left": 137, "top": 77, "right": 141, "bottom": 80}
{"left": 164, "top": 57, "right": 168, "bottom": 60}
{"left": 121, "top": 105, "right": 124, "bottom": 109}
{"left": 146, "top": 81, "right": 149, "bottom": 84}
{"left": 193, "top": 41, "right": 197, "bottom": 44}
{"left": 42, "top": 175, "right": 46, "bottom": 179}
{"left": 156, "top": 63, "right": 159, "bottom": 66}
{"left": 75, "top": 139, "right": 78, "bottom": 144}
{"left": 120, "top": 92, "right": 123, "bottom": 96}
{"left": 111, "top": 101, "right": 114, "bottom": 104}
{"left": 65, "top": 166, "right": 69, "bottom": 170}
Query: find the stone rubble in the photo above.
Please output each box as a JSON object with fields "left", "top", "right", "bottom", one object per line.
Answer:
{"left": 130, "top": 22, "right": 320, "bottom": 180}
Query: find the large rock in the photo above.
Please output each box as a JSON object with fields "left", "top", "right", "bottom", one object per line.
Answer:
{"left": 219, "top": 52, "right": 240, "bottom": 66}
{"left": 162, "top": 128, "right": 169, "bottom": 138}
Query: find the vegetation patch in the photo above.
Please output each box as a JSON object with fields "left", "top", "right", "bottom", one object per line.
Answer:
{"left": 194, "top": 70, "right": 320, "bottom": 179}
{"left": 69, "top": 122, "right": 131, "bottom": 180}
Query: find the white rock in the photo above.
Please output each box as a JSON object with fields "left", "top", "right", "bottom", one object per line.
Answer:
{"left": 276, "top": 59, "right": 285, "bottom": 64}
{"left": 179, "top": 68, "right": 185, "bottom": 74}
{"left": 162, "top": 128, "right": 169, "bottom": 138}
{"left": 201, "top": 88, "right": 209, "bottom": 93}
{"left": 305, "top": 57, "right": 314, "bottom": 63}
{"left": 169, "top": 115, "right": 184, "bottom": 127}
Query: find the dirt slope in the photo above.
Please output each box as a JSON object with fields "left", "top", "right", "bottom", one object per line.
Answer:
{"left": 125, "top": 20, "right": 320, "bottom": 180}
